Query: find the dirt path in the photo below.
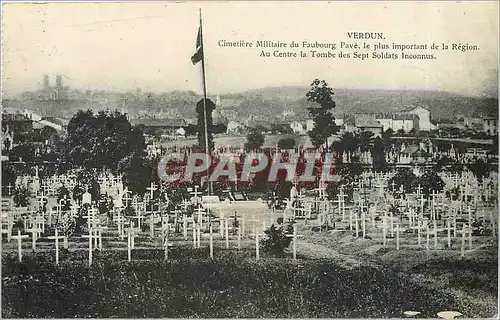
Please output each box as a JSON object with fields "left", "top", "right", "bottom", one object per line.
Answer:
{"left": 295, "top": 241, "right": 369, "bottom": 269}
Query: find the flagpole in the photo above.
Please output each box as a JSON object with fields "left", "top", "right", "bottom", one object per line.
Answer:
{"left": 199, "top": 8, "right": 212, "bottom": 195}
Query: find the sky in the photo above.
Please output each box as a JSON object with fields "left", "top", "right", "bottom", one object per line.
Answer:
{"left": 1, "top": 1, "right": 498, "bottom": 98}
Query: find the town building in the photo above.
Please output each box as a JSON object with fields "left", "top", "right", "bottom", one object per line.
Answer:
{"left": 2, "top": 109, "right": 34, "bottom": 135}
{"left": 375, "top": 113, "right": 418, "bottom": 133}
{"left": 344, "top": 114, "right": 383, "bottom": 136}
{"left": 290, "top": 121, "right": 306, "bottom": 134}
{"left": 404, "top": 105, "right": 436, "bottom": 131}
{"left": 483, "top": 117, "right": 498, "bottom": 136}
{"left": 226, "top": 121, "right": 244, "bottom": 134}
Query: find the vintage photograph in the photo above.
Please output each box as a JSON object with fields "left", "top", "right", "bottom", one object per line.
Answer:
{"left": 1, "top": 1, "right": 498, "bottom": 318}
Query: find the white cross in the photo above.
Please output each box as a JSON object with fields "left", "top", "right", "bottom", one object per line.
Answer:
{"left": 47, "top": 228, "right": 66, "bottom": 265}
{"left": 181, "top": 200, "right": 191, "bottom": 211}
{"left": 25, "top": 226, "right": 42, "bottom": 251}
{"left": 1, "top": 215, "right": 14, "bottom": 242}
{"left": 390, "top": 181, "right": 397, "bottom": 191}
{"left": 194, "top": 206, "right": 206, "bottom": 226}
{"left": 11, "top": 230, "right": 29, "bottom": 262}
{"left": 146, "top": 182, "right": 158, "bottom": 199}
{"left": 162, "top": 225, "right": 174, "bottom": 261}
{"left": 253, "top": 229, "right": 263, "bottom": 261}
{"left": 416, "top": 184, "right": 423, "bottom": 197}
{"left": 113, "top": 214, "right": 128, "bottom": 238}
{"left": 123, "top": 187, "right": 132, "bottom": 207}
{"left": 285, "top": 224, "right": 303, "bottom": 260}
{"left": 6, "top": 183, "right": 14, "bottom": 195}
{"left": 135, "top": 209, "right": 145, "bottom": 228}
{"left": 394, "top": 223, "right": 406, "bottom": 250}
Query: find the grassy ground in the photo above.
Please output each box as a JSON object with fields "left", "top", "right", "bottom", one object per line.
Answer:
{"left": 2, "top": 243, "right": 496, "bottom": 318}
{"left": 299, "top": 230, "right": 498, "bottom": 318}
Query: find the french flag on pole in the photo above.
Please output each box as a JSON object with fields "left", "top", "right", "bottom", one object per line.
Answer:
{"left": 191, "top": 24, "right": 203, "bottom": 65}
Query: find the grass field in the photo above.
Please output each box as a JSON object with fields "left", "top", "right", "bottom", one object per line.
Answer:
{"left": 2, "top": 241, "right": 497, "bottom": 318}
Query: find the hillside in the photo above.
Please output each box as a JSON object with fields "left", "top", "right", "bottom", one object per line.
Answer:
{"left": 241, "top": 86, "right": 498, "bottom": 119}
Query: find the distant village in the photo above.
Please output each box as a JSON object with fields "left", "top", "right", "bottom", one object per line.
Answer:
{"left": 2, "top": 75, "right": 498, "bottom": 156}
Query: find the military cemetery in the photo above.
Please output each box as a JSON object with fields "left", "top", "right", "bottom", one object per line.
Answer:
{"left": 1, "top": 2, "right": 498, "bottom": 318}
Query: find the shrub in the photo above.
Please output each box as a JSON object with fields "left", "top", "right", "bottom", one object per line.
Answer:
{"left": 13, "top": 186, "right": 30, "bottom": 207}
{"left": 277, "top": 137, "right": 296, "bottom": 150}
{"left": 261, "top": 223, "right": 293, "bottom": 256}
{"left": 244, "top": 128, "right": 265, "bottom": 150}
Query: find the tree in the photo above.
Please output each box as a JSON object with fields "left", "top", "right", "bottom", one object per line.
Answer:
{"left": 359, "top": 131, "right": 374, "bottom": 152}
{"left": 9, "top": 144, "right": 36, "bottom": 163}
{"left": 195, "top": 99, "right": 216, "bottom": 152}
{"left": 245, "top": 128, "right": 265, "bottom": 150}
{"left": 72, "top": 169, "right": 100, "bottom": 203}
{"left": 277, "top": 137, "right": 296, "bottom": 150}
{"left": 64, "top": 110, "right": 145, "bottom": 171}
{"left": 306, "top": 79, "right": 338, "bottom": 149}
{"left": 13, "top": 186, "right": 30, "bottom": 207}
{"left": 332, "top": 132, "right": 360, "bottom": 162}
{"left": 467, "top": 158, "right": 490, "bottom": 182}
{"left": 1, "top": 163, "right": 17, "bottom": 192}
{"left": 388, "top": 168, "right": 417, "bottom": 193}
{"left": 372, "top": 136, "right": 387, "bottom": 172}
{"left": 119, "top": 153, "right": 155, "bottom": 196}
{"left": 418, "top": 170, "right": 445, "bottom": 194}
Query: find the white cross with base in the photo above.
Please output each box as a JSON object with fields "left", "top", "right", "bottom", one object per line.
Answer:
{"left": 70, "top": 203, "right": 80, "bottom": 219}
{"left": 113, "top": 214, "right": 128, "bottom": 239}
{"left": 134, "top": 207, "right": 145, "bottom": 228}
{"left": 81, "top": 228, "right": 99, "bottom": 266}
{"left": 122, "top": 187, "right": 132, "bottom": 207}
{"left": 157, "top": 219, "right": 170, "bottom": 243}
{"left": 246, "top": 215, "right": 261, "bottom": 238}
{"left": 418, "top": 195, "right": 426, "bottom": 215}
{"left": 11, "top": 230, "right": 29, "bottom": 262}
{"left": 162, "top": 225, "right": 174, "bottom": 261}
{"left": 83, "top": 207, "right": 100, "bottom": 243}
{"left": 181, "top": 200, "right": 191, "bottom": 211}
{"left": 441, "top": 217, "right": 454, "bottom": 248}
{"left": 189, "top": 185, "right": 202, "bottom": 204}
{"left": 55, "top": 203, "right": 65, "bottom": 220}
{"left": 1, "top": 213, "right": 14, "bottom": 242}
{"left": 148, "top": 209, "right": 159, "bottom": 239}
{"left": 285, "top": 224, "right": 303, "bottom": 260}
{"left": 170, "top": 207, "right": 183, "bottom": 233}
{"left": 125, "top": 224, "right": 139, "bottom": 262}
{"left": 390, "top": 181, "right": 397, "bottom": 192}
{"left": 458, "top": 224, "right": 473, "bottom": 258}
{"left": 393, "top": 223, "right": 407, "bottom": 250}
{"left": 283, "top": 198, "right": 293, "bottom": 222}
{"left": 194, "top": 206, "right": 206, "bottom": 226}
{"left": 146, "top": 182, "right": 157, "bottom": 199}
{"left": 36, "top": 193, "right": 48, "bottom": 209}
{"left": 6, "top": 183, "right": 14, "bottom": 195}
{"left": 415, "top": 184, "right": 423, "bottom": 197}
{"left": 209, "top": 223, "right": 215, "bottom": 258}
{"left": 94, "top": 225, "right": 108, "bottom": 250}
{"left": 47, "top": 228, "right": 66, "bottom": 265}
{"left": 252, "top": 227, "right": 263, "bottom": 261}
{"left": 182, "top": 214, "right": 194, "bottom": 240}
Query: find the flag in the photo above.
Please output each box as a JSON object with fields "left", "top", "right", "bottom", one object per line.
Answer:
{"left": 191, "top": 25, "right": 203, "bottom": 65}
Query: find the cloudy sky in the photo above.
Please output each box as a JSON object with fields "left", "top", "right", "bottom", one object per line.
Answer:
{"left": 2, "top": 1, "right": 498, "bottom": 98}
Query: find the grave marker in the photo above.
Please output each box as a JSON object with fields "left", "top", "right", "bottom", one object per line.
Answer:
{"left": 47, "top": 228, "right": 65, "bottom": 265}
{"left": 285, "top": 224, "right": 303, "bottom": 260}
{"left": 11, "top": 230, "right": 29, "bottom": 262}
